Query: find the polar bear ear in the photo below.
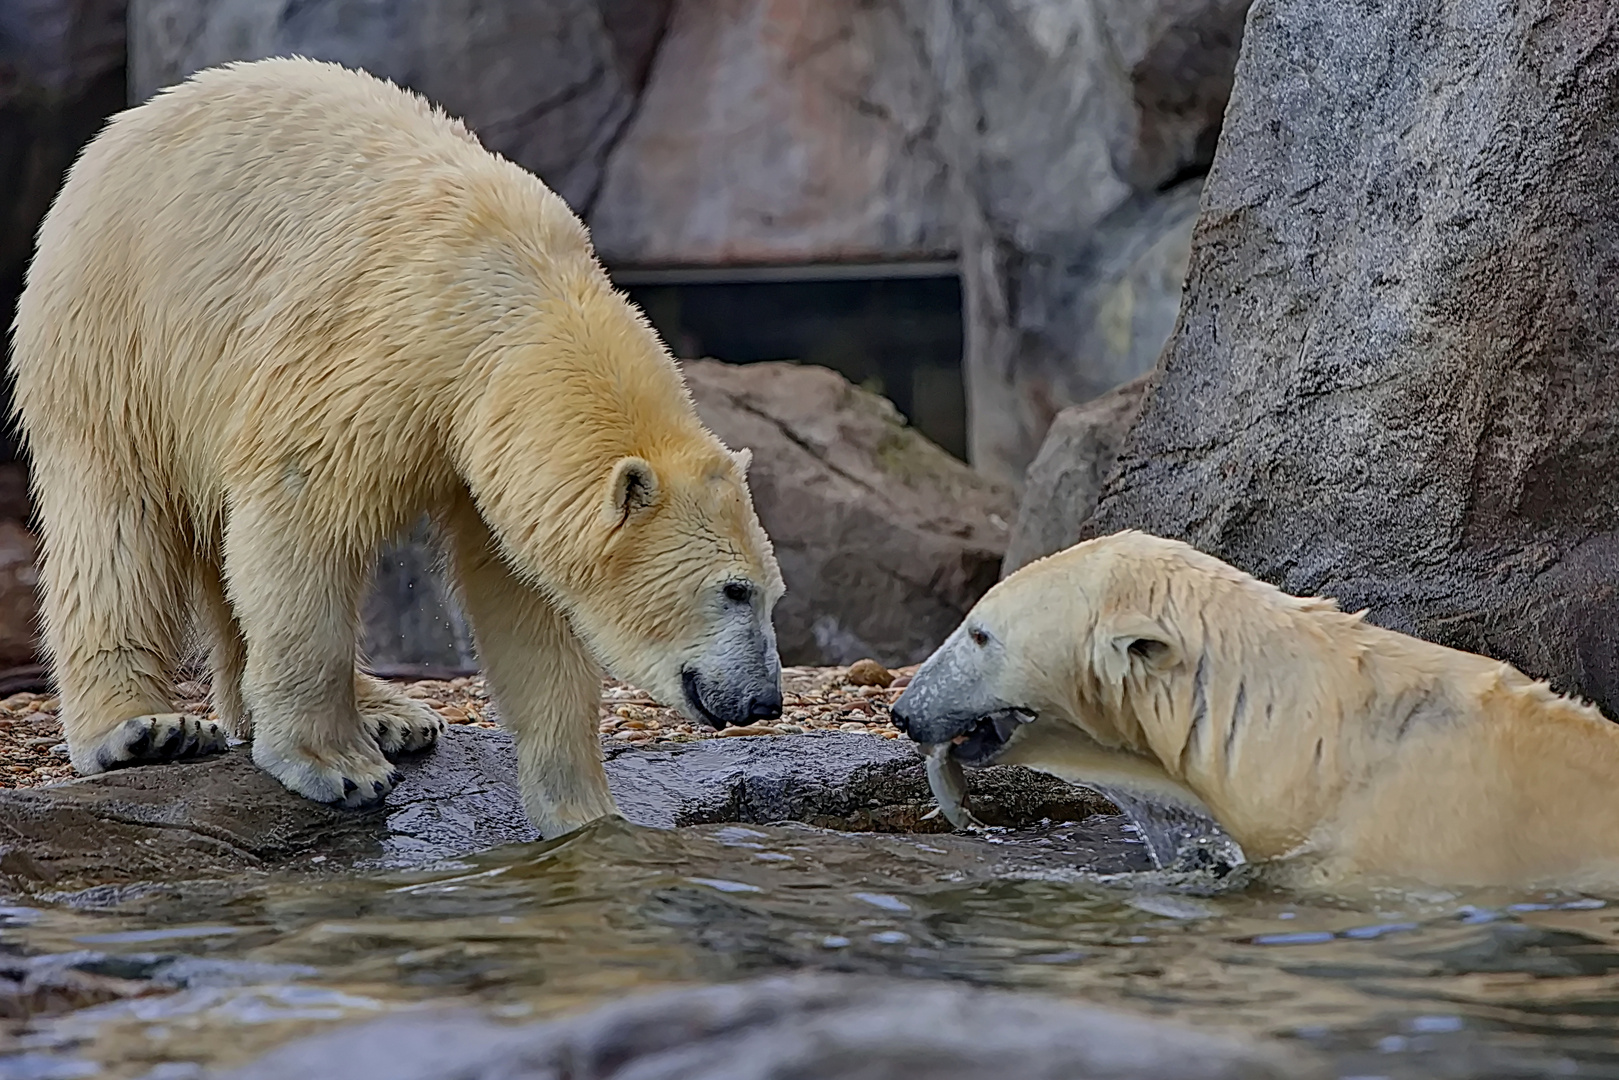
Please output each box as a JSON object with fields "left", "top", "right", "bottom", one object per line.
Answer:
{"left": 606, "top": 456, "right": 660, "bottom": 525}
{"left": 732, "top": 447, "right": 753, "bottom": 476}
{"left": 1094, "top": 613, "right": 1179, "bottom": 686}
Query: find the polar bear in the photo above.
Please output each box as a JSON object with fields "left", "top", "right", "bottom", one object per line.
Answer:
{"left": 891, "top": 530, "right": 1619, "bottom": 891}
{"left": 10, "top": 57, "right": 785, "bottom": 837}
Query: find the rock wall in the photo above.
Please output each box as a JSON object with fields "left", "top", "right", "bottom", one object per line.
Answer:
{"left": 1002, "top": 373, "right": 1149, "bottom": 576}
{"left": 588, "top": 0, "right": 954, "bottom": 266}
{"left": 130, "top": 0, "right": 672, "bottom": 216}
{"left": 129, "top": 0, "right": 956, "bottom": 267}
{"left": 126, "top": 0, "right": 1253, "bottom": 485}
{"left": 906, "top": 0, "right": 1252, "bottom": 484}
{"left": 1088, "top": 0, "right": 1619, "bottom": 717}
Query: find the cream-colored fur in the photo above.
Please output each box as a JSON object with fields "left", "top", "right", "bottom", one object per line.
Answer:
{"left": 893, "top": 531, "right": 1619, "bottom": 891}
{"left": 10, "top": 57, "right": 783, "bottom": 835}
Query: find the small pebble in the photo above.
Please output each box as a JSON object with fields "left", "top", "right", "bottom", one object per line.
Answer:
{"left": 845, "top": 658, "right": 893, "bottom": 688}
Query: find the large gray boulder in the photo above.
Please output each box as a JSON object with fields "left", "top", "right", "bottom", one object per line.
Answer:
{"left": 129, "top": 0, "right": 672, "bottom": 214}
{"left": 684, "top": 359, "right": 1016, "bottom": 667}
{"left": 589, "top": 0, "right": 953, "bottom": 266}
{"left": 1003, "top": 373, "right": 1150, "bottom": 576}
{"left": 906, "top": 0, "right": 1251, "bottom": 485}
{"left": 1088, "top": 0, "right": 1619, "bottom": 718}
{"left": 221, "top": 973, "right": 1316, "bottom": 1080}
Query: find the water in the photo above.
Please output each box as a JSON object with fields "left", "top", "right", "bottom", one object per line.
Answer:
{"left": 4, "top": 814, "right": 1619, "bottom": 1079}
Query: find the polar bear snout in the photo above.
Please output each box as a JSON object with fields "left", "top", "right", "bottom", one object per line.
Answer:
{"left": 680, "top": 666, "right": 782, "bottom": 729}
{"left": 892, "top": 622, "right": 1027, "bottom": 751}
{"left": 676, "top": 604, "right": 783, "bottom": 729}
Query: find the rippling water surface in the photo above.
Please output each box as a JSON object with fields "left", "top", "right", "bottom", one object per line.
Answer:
{"left": 5, "top": 814, "right": 1619, "bottom": 1079}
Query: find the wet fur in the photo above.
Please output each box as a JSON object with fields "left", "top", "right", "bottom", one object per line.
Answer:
{"left": 10, "top": 57, "right": 783, "bottom": 834}
{"left": 908, "top": 531, "right": 1619, "bottom": 891}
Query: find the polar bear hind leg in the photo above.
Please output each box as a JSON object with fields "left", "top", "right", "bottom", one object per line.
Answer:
{"left": 37, "top": 461, "right": 230, "bottom": 773}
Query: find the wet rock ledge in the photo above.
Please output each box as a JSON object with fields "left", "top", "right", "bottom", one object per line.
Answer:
{"left": 0, "top": 726, "right": 1112, "bottom": 897}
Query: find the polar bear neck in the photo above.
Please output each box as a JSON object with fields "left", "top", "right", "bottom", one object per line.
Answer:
{"left": 1098, "top": 593, "right": 1399, "bottom": 861}
{"left": 453, "top": 272, "right": 725, "bottom": 595}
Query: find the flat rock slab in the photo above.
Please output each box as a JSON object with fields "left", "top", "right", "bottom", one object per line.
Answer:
{"left": 220, "top": 972, "right": 1317, "bottom": 1080}
{"left": 0, "top": 728, "right": 1113, "bottom": 895}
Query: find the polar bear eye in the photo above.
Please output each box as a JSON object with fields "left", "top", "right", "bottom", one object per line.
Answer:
{"left": 968, "top": 626, "right": 990, "bottom": 647}
{"left": 723, "top": 581, "right": 753, "bottom": 604}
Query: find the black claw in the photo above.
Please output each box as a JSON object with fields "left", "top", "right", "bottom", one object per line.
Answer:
{"left": 342, "top": 777, "right": 358, "bottom": 795}
{"left": 126, "top": 723, "right": 153, "bottom": 758}
{"left": 370, "top": 780, "right": 385, "bottom": 797}
{"left": 155, "top": 723, "right": 184, "bottom": 756}
{"left": 388, "top": 769, "right": 404, "bottom": 785}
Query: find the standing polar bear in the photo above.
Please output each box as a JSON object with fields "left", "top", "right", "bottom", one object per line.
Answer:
{"left": 892, "top": 531, "right": 1619, "bottom": 891}
{"left": 10, "top": 57, "right": 785, "bottom": 837}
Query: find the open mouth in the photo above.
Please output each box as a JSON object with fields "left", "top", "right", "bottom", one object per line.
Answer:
{"left": 943, "top": 708, "right": 1034, "bottom": 766}
{"left": 680, "top": 668, "right": 726, "bottom": 730}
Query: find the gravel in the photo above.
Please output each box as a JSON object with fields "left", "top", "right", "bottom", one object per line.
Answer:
{"left": 0, "top": 662, "right": 916, "bottom": 789}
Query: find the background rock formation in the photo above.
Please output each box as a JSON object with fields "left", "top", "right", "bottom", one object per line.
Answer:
{"left": 130, "top": 0, "right": 671, "bottom": 215}
{"left": 685, "top": 359, "right": 1015, "bottom": 667}
{"left": 1003, "top": 373, "right": 1149, "bottom": 575}
{"left": 588, "top": 0, "right": 954, "bottom": 266}
{"left": 908, "top": 0, "right": 1251, "bottom": 484}
{"left": 1087, "top": 0, "right": 1619, "bottom": 718}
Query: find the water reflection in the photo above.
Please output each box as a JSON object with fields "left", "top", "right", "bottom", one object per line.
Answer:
{"left": 3, "top": 815, "right": 1619, "bottom": 1079}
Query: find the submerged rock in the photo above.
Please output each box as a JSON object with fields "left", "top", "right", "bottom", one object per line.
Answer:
{"left": 220, "top": 972, "right": 1317, "bottom": 1080}
{"left": 0, "top": 728, "right": 1114, "bottom": 895}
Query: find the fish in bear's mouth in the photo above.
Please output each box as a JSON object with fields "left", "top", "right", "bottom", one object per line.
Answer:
{"left": 929, "top": 707, "right": 1036, "bottom": 766}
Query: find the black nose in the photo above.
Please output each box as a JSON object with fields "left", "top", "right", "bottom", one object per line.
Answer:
{"left": 747, "top": 687, "right": 783, "bottom": 723}
{"left": 889, "top": 703, "right": 910, "bottom": 734}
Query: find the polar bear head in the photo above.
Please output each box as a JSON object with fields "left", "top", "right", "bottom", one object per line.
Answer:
{"left": 889, "top": 530, "right": 1353, "bottom": 847}
{"left": 577, "top": 443, "right": 787, "bottom": 730}
{"left": 462, "top": 282, "right": 787, "bottom": 731}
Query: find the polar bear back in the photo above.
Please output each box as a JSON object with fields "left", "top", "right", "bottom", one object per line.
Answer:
{"left": 12, "top": 57, "right": 593, "bottom": 505}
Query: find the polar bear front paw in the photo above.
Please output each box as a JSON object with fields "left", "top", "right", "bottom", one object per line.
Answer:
{"left": 361, "top": 696, "right": 446, "bottom": 757}
{"left": 78, "top": 713, "right": 231, "bottom": 773}
{"left": 251, "top": 737, "right": 402, "bottom": 809}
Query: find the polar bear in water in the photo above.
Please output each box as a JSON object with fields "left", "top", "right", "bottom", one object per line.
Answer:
{"left": 891, "top": 530, "right": 1619, "bottom": 891}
